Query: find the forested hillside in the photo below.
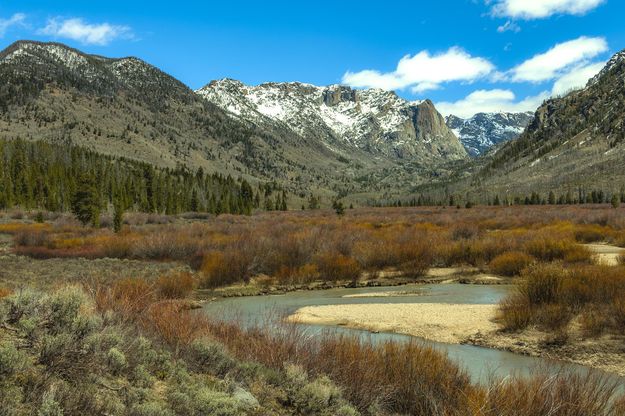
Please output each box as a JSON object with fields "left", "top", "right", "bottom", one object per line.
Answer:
{"left": 0, "top": 139, "right": 287, "bottom": 215}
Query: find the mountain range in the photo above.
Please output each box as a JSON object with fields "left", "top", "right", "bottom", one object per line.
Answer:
{"left": 1, "top": 39, "right": 624, "bottom": 204}
{"left": 0, "top": 40, "right": 473, "bottom": 201}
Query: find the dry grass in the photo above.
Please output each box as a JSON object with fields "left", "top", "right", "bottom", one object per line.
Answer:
{"left": 92, "top": 276, "right": 206, "bottom": 354}
{"left": 156, "top": 272, "right": 196, "bottom": 299}
{"left": 203, "top": 317, "right": 476, "bottom": 414}
{"left": 203, "top": 312, "right": 624, "bottom": 415}
{"left": 314, "top": 253, "right": 362, "bottom": 282}
{"left": 0, "top": 222, "right": 52, "bottom": 234}
{"left": 3, "top": 206, "right": 623, "bottom": 289}
{"left": 500, "top": 263, "right": 625, "bottom": 334}
{"left": 474, "top": 368, "right": 625, "bottom": 415}
{"left": 489, "top": 252, "right": 534, "bottom": 276}
{"left": 144, "top": 301, "right": 208, "bottom": 352}
{"left": 0, "top": 287, "right": 11, "bottom": 298}
{"left": 523, "top": 238, "right": 592, "bottom": 263}
{"left": 94, "top": 277, "right": 156, "bottom": 318}
{"left": 200, "top": 250, "right": 253, "bottom": 288}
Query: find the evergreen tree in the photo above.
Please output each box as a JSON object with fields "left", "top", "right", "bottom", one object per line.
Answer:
{"left": 279, "top": 190, "right": 288, "bottom": 211}
{"left": 71, "top": 175, "right": 101, "bottom": 227}
{"left": 548, "top": 191, "right": 556, "bottom": 205}
{"left": 332, "top": 200, "right": 345, "bottom": 216}
{"left": 307, "top": 194, "right": 320, "bottom": 210}
{"left": 612, "top": 194, "right": 620, "bottom": 209}
{"left": 113, "top": 197, "right": 124, "bottom": 233}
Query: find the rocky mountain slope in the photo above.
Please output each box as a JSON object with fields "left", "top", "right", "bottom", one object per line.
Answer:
{"left": 197, "top": 79, "right": 467, "bottom": 163}
{"left": 446, "top": 112, "right": 534, "bottom": 156}
{"left": 426, "top": 48, "right": 625, "bottom": 200}
{"left": 0, "top": 40, "right": 467, "bottom": 202}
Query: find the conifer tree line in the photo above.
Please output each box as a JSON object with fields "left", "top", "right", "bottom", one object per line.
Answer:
{"left": 372, "top": 188, "right": 625, "bottom": 209}
{"left": 0, "top": 139, "right": 289, "bottom": 216}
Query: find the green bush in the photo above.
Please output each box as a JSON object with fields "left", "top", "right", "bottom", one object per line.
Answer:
{"left": 193, "top": 388, "right": 244, "bottom": 416}
{"left": 128, "top": 401, "right": 172, "bottom": 416}
{"left": 107, "top": 348, "right": 127, "bottom": 375}
{"left": 0, "top": 342, "right": 28, "bottom": 377}
{"left": 38, "top": 389, "right": 64, "bottom": 416}
{"left": 45, "top": 287, "right": 91, "bottom": 334}
{"left": 186, "top": 339, "right": 235, "bottom": 376}
{"left": 0, "top": 384, "right": 25, "bottom": 416}
{"left": 294, "top": 376, "right": 343, "bottom": 414}
{"left": 284, "top": 364, "right": 358, "bottom": 415}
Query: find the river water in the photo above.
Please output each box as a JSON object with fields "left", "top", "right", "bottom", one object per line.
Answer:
{"left": 203, "top": 283, "right": 624, "bottom": 384}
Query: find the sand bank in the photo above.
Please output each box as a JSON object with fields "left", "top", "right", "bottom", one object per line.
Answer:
{"left": 287, "top": 303, "right": 498, "bottom": 344}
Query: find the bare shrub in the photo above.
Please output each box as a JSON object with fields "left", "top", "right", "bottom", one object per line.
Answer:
{"left": 143, "top": 301, "right": 207, "bottom": 352}
{"left": 200, "top": 250, "right": 253, "bottom": 288}
{"left": 476, "top": 368, "right": 625, "bottom": 416}
{"left": 156, "top": 272, "right": 196, "bottom": 299}
{"left": 314, "top": 253, "right": 361, "bottom": 282}
{"left": 579, "top": 307, "right": 609, "bottom": 338}
{"left": 14, "top": 228, "right": 50, "bottom": 247}
{"left": 524, "top": 238, "right": 591, "bottom": 263}
{"left": 489, "top": 252, "right": 534, "bottom": 276}
{"left": 0, "top": 287, "right": 12, "bottom": 299}
{"left": 498, "top": 293, "right": 532, "bottom": 331}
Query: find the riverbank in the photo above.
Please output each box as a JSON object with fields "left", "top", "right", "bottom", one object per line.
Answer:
{"left": 198, "top": 266, "right": 508, "bottom": 299}
{"left": 287, "top": 301, "right": 625, "bottom": 377}
{"left": 467, "top": 329, "right": 625, "bottom": 377}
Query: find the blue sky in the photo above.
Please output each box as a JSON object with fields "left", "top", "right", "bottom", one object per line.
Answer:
{"left": 1, "top": 0, "right": 623, "bottom": 117}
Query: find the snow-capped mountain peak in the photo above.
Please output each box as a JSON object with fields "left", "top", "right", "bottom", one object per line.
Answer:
{"left": 197, "top": 80, "right": 467, "bottom": 161}
{"left": 446, "top": 111, "right": 534, "bottom": 157}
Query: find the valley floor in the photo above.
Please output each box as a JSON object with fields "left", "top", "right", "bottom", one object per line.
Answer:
{"left": 3, "top": 206, "right": 625, "bottom": 415}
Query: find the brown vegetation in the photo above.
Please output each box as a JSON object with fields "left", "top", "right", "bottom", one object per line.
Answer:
{"left": 499, "top": 263, "right": 625, "bottom": 336}
{"left": 5, "top": 205, "right": 625, "bottom": 289}
{"left": 489, "top": 252, "right": 534, "bottom": 276}
{"left": 0, "top": 287, "right": 11, "bottom": 298}
{"left": 156, "top": 272, "right": 196, "bottom": 299}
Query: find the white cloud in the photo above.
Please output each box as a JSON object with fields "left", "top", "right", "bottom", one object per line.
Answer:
{"left": 551, "top": 61, "right": 605, "bottom": 96}
{"left": 39, "top": 18, "right": 132, "bottom": 45}
{"left": 0, "top": 13, "right": 26, "bottom": 37}
{"left": 490, "top": 0, "right": 605, "bottom": 19}
{"left": 510, "top": 36, "right": 607, "bottom": 82}
{"left": 436, "top": 89, "right": 549, "bottom": 118}
{"left": 342, "top": 47, "right": 495, "bottom": 93}
{"left": 497, "top": 20, "right": 520, "bottom": 33}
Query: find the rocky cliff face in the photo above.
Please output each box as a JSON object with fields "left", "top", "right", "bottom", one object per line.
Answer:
{"left": 446, "top": 112, "right": 534, "bottom": 157}
{"left": 197, "top": 80, "right": 467, "bottom": 163}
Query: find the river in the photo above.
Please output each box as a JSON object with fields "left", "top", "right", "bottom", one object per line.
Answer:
{"left": 202, "top": 283, "right": 624, "bottom": 385}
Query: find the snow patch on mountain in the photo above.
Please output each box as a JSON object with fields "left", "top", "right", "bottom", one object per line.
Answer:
{"left": 446, "top": 112, "right": 534, "bottom": 157}
{"left": 589, "top": 49, "right": 625, "bottom": 85}
{"left": 197, "top": 79, "right": 467, "bottom": 161}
